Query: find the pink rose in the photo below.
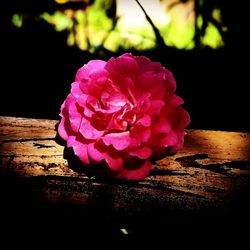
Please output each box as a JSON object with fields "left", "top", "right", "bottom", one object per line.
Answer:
{"left": 58, "top": 53, "right": 190, "bottom": 180}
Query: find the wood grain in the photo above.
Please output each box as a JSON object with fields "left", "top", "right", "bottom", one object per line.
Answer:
{"left": 1, "top": 116, "right": 250, "bottom": 214}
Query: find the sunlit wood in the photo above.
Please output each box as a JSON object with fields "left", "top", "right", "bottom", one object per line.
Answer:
{"left": 1, "top": 116, "right": 250, "bottom": 213}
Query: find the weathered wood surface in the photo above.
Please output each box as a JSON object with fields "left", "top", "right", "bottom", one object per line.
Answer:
{"left": 0, "top": 116, "right": 250, "bottom": 215}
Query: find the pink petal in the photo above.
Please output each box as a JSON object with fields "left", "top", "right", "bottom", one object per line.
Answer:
{"left": 76, "top": 60, "right": 108, "bottom": 98}
{"left": 83, "top": 95, "right": 116, "bottom": 118}
{"left": 105, "top": 103, "right": 132, "bottom": 131}
{"left": 136, "top": 72, "right": 164, "bottom": 95}
{"left": 88, "top": 142, "right": 124, "bottom": 172}
{"left": 178, "top": 109, "right": 190, "bottom": 129}
{"left": 87, "top": 142, "right": 104, "bottom": 162}
{"left": 152, "top": 147, "right": 168, "bottom": 159}
{"left": 122, "top": 110, "right": 136, "bottom": 126}
{"left": 85, "top": 95, "right": 100, "bottom": 111}
{"left": 164, "top": 106, "right": 190, "bottom": 130}
{"left": 134, "top": 55, "right": 153, "bottom": 72}
{"left": 76, "top": 94, "right": 96, "bottom": 118}
{"left": 133, "top": 126, "right": 151, "bottom": 142}
{"left": 105, "top": 155, "right": 124, "bottom": 172}
{"left": 162, "top": 71, "right": 176, "bottom": 92}
{"left": 76, "top": 93, "right": 88, "bottom": 107}
{"left": 134, "top": 93, "right": 151, "bottom": 113}
{"left": 147, "top": 133, "right": 163, "bottom": 148}
{"left": 102, "top": 131, "right": 130, "bottom": 151}
{"left": 160, "top": 130, "right": 178, "bottom": 147}
{"left": 148, "top": 100, "right": 165, "bottom": 117}
{"left": 150, "top": 62, "right": 176, "bottom": 91}
{"left": 67, "top": 135, "right": 76, "bottom": 147}
{"left": 58, "top": 115, "right": 69, "bottom": 141}
{"left": 109, "top": 74, "right": 137, "bottom": 105}
{"left": 152, "top": 117, "right": 171, "bottom": 134}
{"left": 105, "top": 53, "right": 139, "bottom": 77}
{"left": 136, "top": 114, "right": 151, "bottom": 127}
{"left": 126, "top": 160, "right": 152, "bottom": 180}
{"left": 68, "top": 102, "right": 82, "bottom": 133}
{"left": 170, "top": 130, "right": 185, "bottom": 152}
{"left": 169, "top": 94, "right": 184, "bottom": 106}
{"left": 75, "top": 60, "right": 106, "bottom": 81}
{"left": 152, "top": 62, "right": 164, "bottom": 73}
{"left": 106, "top": 92, "right": 127, "bottom": 108}
{"left": 116, "top": 160, "right": 152, "bottom": 180}
{"left": 83, "top": 106, "right": 94, "bottom": 118}
{"left": 71, "top": 81, "right": 82, "bottom": 98}
{"left": 79, "top": 74, "right": 108, "bottom": 97}
{"left": 89, "top": 68, "right": 108, "bottom": 81}
{"left": 58, "top": 100, "right": 74, "bottom": 140}
{"left": 63, "top": 93, "right": 75, "bottom": 111}
{"left": 69, "top": 137, "right": 90, "bottom": 165}
{"left": 106, "top": 110, "right": 128, "bottom": 131}
{"left": 129, "top": 146, "right": 153, "bottom": 159}
{"left": 79, "top": 117, "right": 104, "bottom": 140}
{"left": 129, "top": 126, "right": 151, "bottom": 148}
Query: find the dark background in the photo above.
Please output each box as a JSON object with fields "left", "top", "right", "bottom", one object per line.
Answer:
{"left": 0, "top": 0, "right": 249, "bottom": 132}
{"left": 0, "top": 0, "right": 249, "bottom": 245}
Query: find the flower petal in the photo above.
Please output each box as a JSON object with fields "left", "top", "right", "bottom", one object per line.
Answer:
{"left": 67, "top": 135, "right": 76, "bottom": 147}
{"left": 148, "top": 100, "right": 166, "bottom": 117}
{"left": 71, "top": 81, "right": 82, "bottom": 98}
{"left": 152, "top": 117, "right": 171, "bottom": 134}
{"left": 88, "top": 142, "right": 124, "bottom": 172}
{"left": 58, "top": 100, "right": 74, "bottom": 140}
{"left": 79, "top": 117, "right": 104, "bottom": 140}
{"left": 136, "top": 114, "right": 151, "bottom": 127}
{"left": 168, "top": 94, "right": 184, "bottom": 106}
{"left": 160, "top": 130, "right": 178, "bottom": 147}
{"left": 68, "top": 102, "right": 82, "bottom": 133}
{"left": 178, "top": 109, "right": 190, "bottom": 129}
{"left": 129, "top": 146, "right": 153, "bottom": 159}
{"left": 163, "top": 106, "right": 190, "bottom": 130}
{"left": 170, "top": 130, "right": 185, "bottom": 152}
{"left": 162, "top": 70, "right": 176, "bottom": 92}
{"left": 105, "top": 155, "right": 123, "bottom": 172}
{"left": 58, "top": 53, "right": 190, "bottom": 181}
{"left": 109, "top": 74, "right": 137, "bottom": 105}
{"left": 58, "top": 115, "right": 69, "bottom": 141}
{"left": 69, "top": 136, "right": 90, "bottom": 165}
{"left": 115, "top": 160, "right": 152, "bottom": 180}
{"left": 102, "top": 131, "right": 130, "bottom": 151}
{"left": 87, "top": 142, "right": 104, "bottom": 162}
{"left": 105, "top": 53, "right": 139, "bottom": 77}
{"left": 134, "top": 55, "right": 153, "bottom": 72}
{"left": 130, "top": 126, "right": 151, "bottom": 144}
{"left": 75, "top": 60, "right": 106, "bottom": 81}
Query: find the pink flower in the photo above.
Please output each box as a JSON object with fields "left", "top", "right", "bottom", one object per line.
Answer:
{"left": 58, "top": 53, "right": 190, "bottom": 180}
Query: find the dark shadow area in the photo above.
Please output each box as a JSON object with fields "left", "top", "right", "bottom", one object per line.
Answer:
{"left": 64, "top": 146, "right": 93, "bottom": 175}
{"left": 0, "top": 168, "right": 124, "bottom": 246}
{"left": 1, "top": 167, "right": 250, "bottom": 246}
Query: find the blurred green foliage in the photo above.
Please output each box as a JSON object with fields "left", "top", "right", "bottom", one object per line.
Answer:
{"left": 11, "top": 0, "right": 226, "bottom": 52}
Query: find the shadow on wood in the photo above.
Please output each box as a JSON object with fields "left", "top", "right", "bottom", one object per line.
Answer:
{"left": 0, "top": 116, "right": 250, "bottom": 243}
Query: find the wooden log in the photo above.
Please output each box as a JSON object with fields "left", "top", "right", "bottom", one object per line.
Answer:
{"left": 0, "top": 117, "right": 250, "bottom": 237}
{"left": 1, "top": 115, "right": 250, "bottom": 244}
{"left": 1, "top": 115, "right": 250, "bottom": 216}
